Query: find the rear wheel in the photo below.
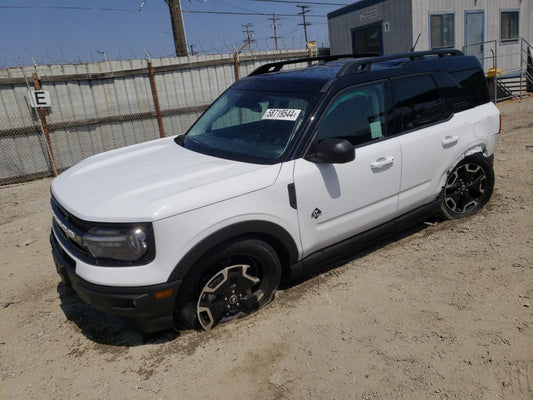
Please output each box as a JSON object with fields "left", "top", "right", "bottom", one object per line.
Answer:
{"left": 440, "top": 153, "right": 494, "bottom": 219}
{"left": 176, "top": 239, "right": 281, "bottom": 331}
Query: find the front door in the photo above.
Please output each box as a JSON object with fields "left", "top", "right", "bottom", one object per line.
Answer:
{"left": 293, "top": 81, "right": 400, "bottom": 257}
{"left": 465, "top": 11, "right": 485, "bottom": 68}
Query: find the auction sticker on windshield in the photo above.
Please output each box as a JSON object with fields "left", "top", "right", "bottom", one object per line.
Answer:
{"left": 262, "top": 108, "right": 301, "bottom": 121}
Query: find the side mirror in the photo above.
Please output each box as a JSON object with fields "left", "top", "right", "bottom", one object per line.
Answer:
{"left": 306, "top": 138, "right": 355, "bottom": 164}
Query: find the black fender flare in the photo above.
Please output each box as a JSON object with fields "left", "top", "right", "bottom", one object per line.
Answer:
{"left": 167, "top": 220, "right": 300, "bottom": 282}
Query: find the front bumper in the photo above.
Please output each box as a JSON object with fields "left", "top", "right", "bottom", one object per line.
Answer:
{"left": 50, "top": 232, "right": 182, "bottom": 334}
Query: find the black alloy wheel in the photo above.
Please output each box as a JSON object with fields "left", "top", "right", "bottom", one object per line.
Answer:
{"left": 440, "top": 153, "right": 494, "bottom": 219}
{"left": 176, "top": 239, "right": 281, "bottom": 331}
{"left": 197, "top": 264, "right": 263, "bottom": 330}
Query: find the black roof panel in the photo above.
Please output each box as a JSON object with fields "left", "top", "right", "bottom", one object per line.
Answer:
{"left": 233, "top": 63, "right": 339, "bottom": 93}
{"left": 232, "top": 51, "right": 482, "bottom": 94}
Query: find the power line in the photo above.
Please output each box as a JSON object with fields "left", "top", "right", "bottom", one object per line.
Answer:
{"left": 0, "top": 4, "right": 330, "bottom": 18}
{"left": 218, "top": 0, "right": 261, "bottom": 14}
{"left": 0, "top": 5, "right": 138, "bottom": 12}
{"left": 182, "top": 9, "right": 327, "bottom": 17}
{"left": 248, "top": 0, "right": 348, "bottom": 5}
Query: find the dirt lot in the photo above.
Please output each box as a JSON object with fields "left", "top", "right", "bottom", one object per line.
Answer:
{"left": 1, "top": 98, "right": 532, "bottom": 400}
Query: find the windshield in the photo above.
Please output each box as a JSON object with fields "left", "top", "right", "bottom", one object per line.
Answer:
{"left": 182, "top": 89, "right": 319, "bottom": 164}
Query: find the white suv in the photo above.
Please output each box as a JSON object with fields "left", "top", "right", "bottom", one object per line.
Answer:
{"left": 50, "top": 50, "right": 500, "bottom": 333}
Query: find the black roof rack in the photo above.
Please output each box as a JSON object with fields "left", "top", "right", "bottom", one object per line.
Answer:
{"left": 248, "top": 53, "right": 379, "bottom": 76}
{"left": 336, "top": 49, "right": 463, "bottom": 77}
{"left": 248, "top": 49, "right": 463, "bottom": 78}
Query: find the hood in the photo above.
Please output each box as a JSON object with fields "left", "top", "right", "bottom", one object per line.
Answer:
{"left": 51, "top": 137, "right": 282, "bottom": 222}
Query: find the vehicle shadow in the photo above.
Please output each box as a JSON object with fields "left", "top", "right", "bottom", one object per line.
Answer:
{"left": 280, "top": 218, "right": 438, "bottom": 290}
{"left": 57, "top": 283, "right": 179, "bottom": 346}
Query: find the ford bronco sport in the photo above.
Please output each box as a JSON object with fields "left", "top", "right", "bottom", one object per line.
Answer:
{"left": 50, "top": 50, "right": 500, "bottom": 333}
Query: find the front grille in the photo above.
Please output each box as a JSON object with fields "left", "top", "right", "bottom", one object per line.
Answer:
{"left": 51, "top": 196, "right": 92, "bottom": 231}
{"left": 51, "top": 196, "right": 90, "bottom": 257}
{"left": 51, "top": 232, "right": 76, "bottom": 269}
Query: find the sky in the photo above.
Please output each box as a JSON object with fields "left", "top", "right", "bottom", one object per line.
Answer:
{"left": 0, "top": 0, "right": 351, "bottom": 68}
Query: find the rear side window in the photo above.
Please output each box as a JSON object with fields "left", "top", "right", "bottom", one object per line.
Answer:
{"left": 433, "top": 71, "right": 471, "bottom": 112}
{"left": 391, "top": 74, "right": 451, "bottom": 133}
{"left": 450, "top": 69, "right": 490, "bottom": 107}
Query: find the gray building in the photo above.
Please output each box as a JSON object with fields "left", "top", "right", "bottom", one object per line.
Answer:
{"left": 328, "top": 0, "right": 533, "bottom": 77}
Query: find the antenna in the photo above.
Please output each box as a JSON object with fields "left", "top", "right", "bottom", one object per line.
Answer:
{"left": 410, "top": 33, "right": 421, "bottom": 52}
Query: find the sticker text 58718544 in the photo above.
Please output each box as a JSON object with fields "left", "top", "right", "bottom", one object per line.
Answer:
{"left": 262, "top": 108, "right": 302, "bottom": 121}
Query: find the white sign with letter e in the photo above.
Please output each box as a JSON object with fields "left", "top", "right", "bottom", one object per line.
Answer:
{"left": 28, "top": 90, "right": 51, "bottom": 108}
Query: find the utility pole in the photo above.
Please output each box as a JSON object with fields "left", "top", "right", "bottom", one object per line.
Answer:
{"left": 268, "top": 14, "right": 281, "bottom": 51}
{"left": 165, "top": 0, "right": 188, "bottom": 57}
{"left": 242, "top": 23, "right": 256, "bottom": 51}
{"left": 297, "top": 4, "right": 311, "bottom": 45}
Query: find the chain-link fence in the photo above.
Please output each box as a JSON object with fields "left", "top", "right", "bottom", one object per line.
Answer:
{"left": 0, "top": 49, "right": 315, "bottom": 186}
{"left": 0, "top": 104, "right": 204, "bottom": 186}
{"left": 1, "top": 113, "right": 52, "bottom": 185}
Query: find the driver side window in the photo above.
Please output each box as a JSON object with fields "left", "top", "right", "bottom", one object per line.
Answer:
{"left": 317, "top": 82, "right": 388, "bottom": 147}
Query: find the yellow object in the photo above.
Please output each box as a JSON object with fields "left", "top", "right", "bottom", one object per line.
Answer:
{"left": 486, "top": 67, "right": 502, "bottom": 77}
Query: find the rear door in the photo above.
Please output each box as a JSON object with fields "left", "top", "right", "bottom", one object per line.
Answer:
{"left": 391, "top": 74, "right": 464, "bottom": 214}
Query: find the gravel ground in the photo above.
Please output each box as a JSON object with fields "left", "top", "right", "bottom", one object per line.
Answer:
{"left": 1, "top": 97, "right": 532, "bottom": 400}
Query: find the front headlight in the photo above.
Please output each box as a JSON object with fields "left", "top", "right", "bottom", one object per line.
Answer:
{"left": 83, "top": 225, "right": 150, "bottom": 262}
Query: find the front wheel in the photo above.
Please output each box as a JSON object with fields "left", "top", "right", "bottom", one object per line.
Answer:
{"left": 440, "top": 153, "right": 495, "bottom": 220}
{"left": 176, "top": 239, "right": 281, "bottom": 331}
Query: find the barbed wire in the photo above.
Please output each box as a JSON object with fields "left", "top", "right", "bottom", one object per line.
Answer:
{"left": 1, "top": 0, "right": 333, "bottom": 68}
{"left": 0, "top": 35, "right": 329, "bottom": 68}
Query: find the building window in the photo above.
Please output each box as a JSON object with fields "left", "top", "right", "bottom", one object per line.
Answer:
{"left": 430, "top": 14, "right": 454, "bottom": 49}
{"left": 351, "top": 24, "right": 382, "bottom": 55}
{"left": 501, "top": 11, "right": 519, "bottom": 42}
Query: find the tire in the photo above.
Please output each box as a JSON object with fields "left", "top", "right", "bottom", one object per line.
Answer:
{"left": 440, "top": 153, "right": 494, "bottom": 220}
{"left": 175, "top": 239, "right": 281, "bottom": 331}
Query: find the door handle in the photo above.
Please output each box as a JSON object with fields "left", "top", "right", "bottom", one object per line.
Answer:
{"left": 441, "top": 135, "right": 459, "bottom": 146}
{"left": 371, "top": 156, "right": 394, "bottom": 169}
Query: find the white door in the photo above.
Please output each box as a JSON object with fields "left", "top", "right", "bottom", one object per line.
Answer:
{"left": 391, "top": 74, "right": 466, "bottom": 213}
{"left": 465, "top": 11, "right": 485, "bottom": 68}
{"left": 293, "top": 81, "right": 401, "bottom": 257}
